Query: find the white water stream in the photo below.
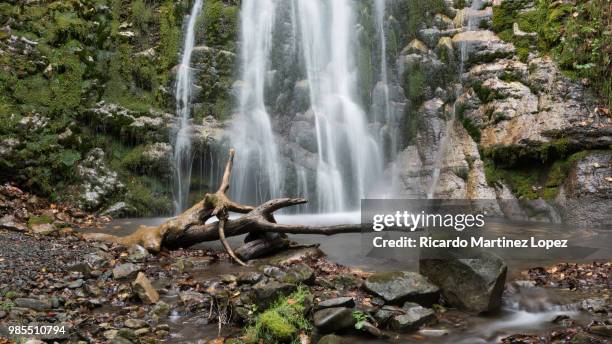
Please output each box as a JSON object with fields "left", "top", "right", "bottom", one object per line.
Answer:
{"left": 172, "top": 0, "right": 204, "bottom": 214}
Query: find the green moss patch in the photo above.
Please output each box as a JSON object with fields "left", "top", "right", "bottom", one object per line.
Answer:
{"left": 243, "top": 287, "right": 313, "bottom": 344}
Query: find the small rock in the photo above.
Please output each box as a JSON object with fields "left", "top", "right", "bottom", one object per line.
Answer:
{"left": 134, "top": 328, "right": 150, "bottom": 336}
{"left": 124, "top": 318, "right": 147, "bottom": 329}
{"left": 132, "top": 272, "right": 159, "bottom": 304}
{"left": 23, "top": 340, "right": 45, "bottom": 344}
{"left": 179, "top": 290, "right": 206, "bottom": 304}
{"left": 0, "top": 215, "right": 27, "bottom": 231}
{"left": 0, "top": 311, "right": 6, "bottom": 319}
{"left": 237, "top": 271, "right": 263, "bottom": 284}
{"left": 282, "top": 263, "right": 315, "bottom": 284}
{"left": 364, "top": 271, "right": 440, "bottom": 305}
{"left": 127, "top": 244, "right": 149, "bottom": 263}
{"left": 151, "top": 301, "right": 170, "bottom": 317}
{"left": 253, "top": 280, "right": 296, "bottom": 308}
{"left": 374, "top": 305, "right": 405, "bottom": 325}
{"left": 219, "top": 274, "right": 237, "bottom": 283}
{"left": 13, "top": 298, "right": 50, "bottom": 311}
{"left": 581, "top": 298, "right": 607, "bottom": 313}
{"left": 68, "top": 262, "right": 92, "bottom": 276}
{"left": 103, "top": 330, "right": 118, "bottom": 340}
{"left": 318, "top": 297, "right": 355, "bottom": 310}
{"left": 262, "top": 265, "right": 287, "bottom": 280}
{"left": 313, "top": 307, "right": 356, "bottom": 333}
{"left": 113, "top": 263, "right": 140, "bottom": 279}
{"left": 68, "top": 279, "right": 84, "bottom": 289}
{"left": 31, "top": 223, "right": 57, "bottom": 235}
{"left": 389, "top": 304, "right": 435, "bottom": 332}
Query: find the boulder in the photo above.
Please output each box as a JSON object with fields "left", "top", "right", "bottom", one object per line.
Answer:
{"left": 313, "top": 307, "right": 356, "bottom": 333}
{"left": 132, "top": 272, "right": 159, "bottom": 304}
{"left": 420, "top": 252, "right": 507, "bottom": 314}
{"left": 364, "top": 271, "right": 440, "bottom": 305}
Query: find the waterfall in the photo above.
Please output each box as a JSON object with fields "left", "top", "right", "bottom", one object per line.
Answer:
{"left": 427, "top": 0, "right": 481, "bottom": 199}
{"left": 172, "top": 0, "right": 204, "bottom": 214}
{"left": 230, "top": 0, "right": 284, "bottom": 204}
{"left": 374, "top": 0, "right": 397, "bottom": 158}
{"left": 229, "top": 0, "right": 383, "bottom": 212}
{"left": 295, "top": 0, "right": 383, "bottom": 212}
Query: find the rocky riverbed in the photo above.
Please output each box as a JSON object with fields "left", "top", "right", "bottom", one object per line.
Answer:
{"left": 0, "top": 221, "right": 610, "bottom": 344}
{"left": 0, "top": 184, "right": 610, "bottom": 344}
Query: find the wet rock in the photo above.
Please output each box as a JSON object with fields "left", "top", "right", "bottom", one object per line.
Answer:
{"left": 151, "top": 301, "right": 170, "bottom": 317}
{"left": 581, "top": 298, "right": 608, "bottom": 313}
{"left": 265, "top": 247, "right": 323, "bottom": 265}
{"left": 31, "top": 223, "right": 56, "bottom": 235}
{"left": 557, "top": 151, "right": 612, "bottom": 227}
{"left": 313, "top": 307, "right": 356, "bottom": 333}
{"left": 364, "top": 271, "right": 440, "bottom": 305}
{"left": 124, "top": 318, "right": 147, "bottom": 329}
{"left": 0, "top": 215, "right": 26, "bottom": 232}
{"left": 219, "top": 274, "right": 237, "bottom": 284}
{"left": 262, "top": 265, "right": 287, "bottom": 280}
{"left": 420, "top": 252, "right": 507, "bottom": 314}
{"left": 282, "top": 263, "right": 314, "bottom": 284}
{"left": 389, "top": 303, "right": 435, "bottom": 332}
{"left": 14, "top": 298, "right": 50, "bottom": 311}
{"left": 179, "top": 290, "right": 206, "bottom": 304}
{"left": 114, "top": 328, "right": 137, "bottom": 344}
{"left": 68, "top": 262, "right": 92, "bottom": 276}
{"left": 134, "top": 328, "right": 150, "bottom": 336}
{"left": 451, "top": 30, "right": 514, "bottom": 65}
{"left": 253, "top": 280, "right": 296, "bottom": 308}
{"left": 113, "top": 263, "right": 140, "bottom": 280}
{"left": 374, "top": 305, "right": 405, "bottom": 325}
{"left": 132, "top": 272, "right": 159, "bottom": 304}
{"left": 237, "top": 271, "right": 263, "bottom": 285}
{"left": 318, "top": 297, "right": 355, "bottom": 310}
{"left": 317, "top": 334, "right": 348, "bottom": 344}
{"left": 68, "top": 279, "right": 84, "bottom": 289}
{"left": 127, "top": 244, "right": 150, "bottom": 263}
{"left": 589, "top": 325, "right": 612, "bottom": 337}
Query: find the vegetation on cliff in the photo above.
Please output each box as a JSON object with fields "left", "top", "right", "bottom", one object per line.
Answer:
{"left": 492, "top": 0, "right": 611, "bottom": 107}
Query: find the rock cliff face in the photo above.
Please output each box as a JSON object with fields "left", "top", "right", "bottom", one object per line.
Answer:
{"left": 390, "top": 0, "right": 610, "bottom": 226}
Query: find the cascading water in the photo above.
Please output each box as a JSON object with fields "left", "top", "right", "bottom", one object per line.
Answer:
{"left": 229, "top": 0, "right": 284, "bottom": 205}
{"left": 295, "top": 0, "right": 383, "bottom": 212}
{"left": 427, "top": 0, "right": 481, "bottom": 199}
{"left": 229, "top": 0, "right": 383, "bottom": 212}
{"left": 172, "top": 0, "right": 204, "bottom": 214}
{"left": 374, "top": 0, "right": 397, "bottom": 158}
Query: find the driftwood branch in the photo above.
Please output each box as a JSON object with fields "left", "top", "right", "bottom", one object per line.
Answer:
{"left": 82, "top": 149, "right": 362, "bottom": 261}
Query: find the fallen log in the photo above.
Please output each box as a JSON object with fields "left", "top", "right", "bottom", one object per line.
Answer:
{"left": 82, "top": 149, "right": 362, "bottom": 263}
